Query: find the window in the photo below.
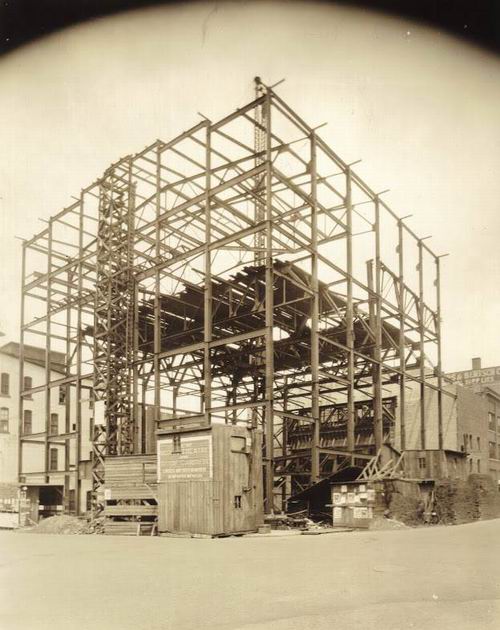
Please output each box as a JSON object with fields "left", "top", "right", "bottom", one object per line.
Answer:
{"left": 477, "top": 437, "right": 481, "bottom": 451}
{"left": 418, "top": 457, "right": 426, "bottom": 470}
{"left": 68, "top": 490, "right": 76, "bottom": 512}
{"left": 231, "top": 436, "right": 247, "bottom": 453}
{"left": 86, "top": 491, "right": 92, "bottom": 512}
{"left": 23, "top": 376, "right": 32, "bottom": 399}
{"left": 50, "top": 413, "right": 58, "bottom": 436}
{"left": 234, "top": 495, "right": 242, "bottom": 509}
{"left": 172, "top": 434, "right": 181, "bottom": 454}
{"left": 1, "top": 373, "right": 9, "bottom": 396}
{"left": 89, "top": 419, "right": 94, "bottom": 441}
{"left": 59, "top": 386, "right": 66, "bottom": 405}
{"left": 469, "top": 458, "right": 473, "bottom": 472}
{"left": 489, "top": 442, "right": 497, "bottom": 459}
{"left": 463, "top": 434, "right": 468, "bottom": 450}
{"left": 488, "top": 412, "right": 495, "bottom": 431}
{"left": 0, "top": 407, "right": 8, "bottom": 433}
{"left": 477, "top": 459, "right": 481, "bottom": 473}
{"left": 23, "top": 410, "right": 32, "bottom": 435}
{"left": 49, "top": 448, "right": 58, "bottom": 471}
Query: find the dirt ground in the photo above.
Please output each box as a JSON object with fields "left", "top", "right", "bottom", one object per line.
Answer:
{"left": 0, "top": 519, "right": 499, "bottom": 630}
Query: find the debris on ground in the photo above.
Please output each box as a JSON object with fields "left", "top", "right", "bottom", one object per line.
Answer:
{"left": 19, "top": 515, "right": 90, "bottom": 535}
{"left": 369, "top": 516, "right": 408, "bottom": 530}
{"left": 434, "top": 474, "right": 500, "bottom": 525}
{"left": 87, "top": 516, "right": 105, "bottom": 535}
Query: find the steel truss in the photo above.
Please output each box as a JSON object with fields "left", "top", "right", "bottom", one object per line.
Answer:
{"left": 19, "top": 80, "right": 449, "bottom": 515}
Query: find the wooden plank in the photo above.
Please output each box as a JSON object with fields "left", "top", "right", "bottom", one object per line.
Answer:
{"left": 104, "top": 505, "right": 158, "bottom": 516}
{"left": 104, "top": 521, "right": 140, "bottom": 536}
{"left": 106, "top": 487, "right": 157, "bottom": 500}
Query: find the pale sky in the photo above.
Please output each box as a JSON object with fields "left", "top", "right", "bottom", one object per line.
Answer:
{"left": 0, "top": 0, "right": 499, "bottom": 372}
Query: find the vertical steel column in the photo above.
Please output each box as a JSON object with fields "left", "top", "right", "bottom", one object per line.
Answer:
{"left": 18, "top": 243, "right": 26, "bottom": 480}
{"left": 74, "top": 194, "right": 84, "bottom": 514}
{"left": 436, "top": 256, "right": 444, "bottom": 450}
{"left": 345, "top": 168, "right": 355, "bottom": 456}
{"left": 45, "top": 220, "right": 53, "bottom": 482}
{"left": 264, "top": 89, "right": 275, "bottom": 511}
{"left": 126, "top": 178, "right": 136, "bottom": 455}
{"left": 132, "top": 281, "right": 140, "bottom": 452}
{"left": 64, "top": 269, "right": 71, "bottom": 510}
{"left": 282, "top": 375, "right": 288, "bottom": 510}
{"left": 373, "top": 197, "right": 383, "bottom": 453}
{"left": 204, "top": 121, "right": 212, "bottom": 425}
{"left": 398, "top": 220, "right": 406, "bottom": 451}
{"left": 254, "top": 77, "right": 266, "bottom": 266}
{"left": 141, "top": 379, "right": 147, "bottom": 453}
{"left": 154, "top": 147, "right": 161, "bottom": 426}
{"left": 418, "top": 240, "right": 426, "bottom": 450}
{"left": 310, "top": 132, "right": 320, "bottom": 483}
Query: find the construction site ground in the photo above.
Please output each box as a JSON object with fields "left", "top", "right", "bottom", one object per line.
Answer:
{"left": 1, "top": 519, "right": 499, "bottom": 630}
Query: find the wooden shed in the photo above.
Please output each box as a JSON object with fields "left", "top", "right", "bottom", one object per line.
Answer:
{"left": 157, "top": 424, "right": 263, "bottom": 536}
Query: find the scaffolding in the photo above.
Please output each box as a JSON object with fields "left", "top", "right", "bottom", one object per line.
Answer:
{"left": 18, "top": 80, "right": 447, "bottom": 516}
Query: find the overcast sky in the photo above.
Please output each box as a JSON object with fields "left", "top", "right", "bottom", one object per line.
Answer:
{"left": 0, "top": 0, "right": 499, "bottom": 372}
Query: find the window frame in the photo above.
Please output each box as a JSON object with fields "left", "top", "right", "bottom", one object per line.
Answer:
{"left": 58, "top": 386, "right": 66, "bottom": 405}
{"left": 0, "top": 372, "right": 9, "bottom": 396}
{"left": 488, "top": 412, "right": 495, "bottom": 431}
{"left": 23, "top": 409, "right": 32, "bottom": 435}
{"left": 49, "top": 413, "right": 59, "bottom": 436}
{"left": 0, "top": 406, "right": 9, "bottom": 433}
{"left": 49, "top": 448, "right": 58, "bottom": 471}
{"left": 172, "top": 434, "right": 181, "bottom": 454}
{"left": 23, "top": 376, "right": 33, "bottom": 399}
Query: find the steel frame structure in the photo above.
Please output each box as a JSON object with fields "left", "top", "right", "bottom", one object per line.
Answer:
{"left": 19, "top": 81, "right": 449, "bottom": 515}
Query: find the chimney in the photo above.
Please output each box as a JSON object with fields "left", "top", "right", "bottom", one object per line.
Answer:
{"left": 472, "top": 357, "right": 481, "bottom": 371}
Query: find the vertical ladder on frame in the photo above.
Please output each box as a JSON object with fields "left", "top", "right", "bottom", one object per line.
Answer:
{"left": 92, "top": 160, "right": 135, "bottom": 516}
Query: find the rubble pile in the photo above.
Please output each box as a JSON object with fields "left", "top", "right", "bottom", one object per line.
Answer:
{"left": 24, "top": 515, "right": 90, "bottom": 535}
{"left": 387, "top": 493, "right": 424, "bottom": 526}
{"left": 467, "top": 474, "right": 500, "bottom": 520}
{"left": 370, "top": 516, "right": 408, "bottom": 530}
{"left": 434, "top": 474, "right": 500, "bottom": 525}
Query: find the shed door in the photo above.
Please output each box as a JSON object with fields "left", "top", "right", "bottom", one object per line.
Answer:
{"left": 158, "top": 480, "right": 222, "bottom": 536}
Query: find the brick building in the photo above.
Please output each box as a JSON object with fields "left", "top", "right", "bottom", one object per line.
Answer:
{"left": 389, "top": 371, "right": 489, "bottom": 481}
{"left": 446, "top": 358, "right": 500, "bottom": 484}
{"left": 0, "top": 341, "right": 94, "bottom": 517}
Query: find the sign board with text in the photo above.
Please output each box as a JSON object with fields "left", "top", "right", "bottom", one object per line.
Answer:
{"left": 446, "top": 366, "right": 500, "bottom": 388}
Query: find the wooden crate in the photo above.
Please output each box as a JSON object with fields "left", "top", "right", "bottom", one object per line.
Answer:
{"left": 104, "top": 454, "right": 158, "bottom": 535}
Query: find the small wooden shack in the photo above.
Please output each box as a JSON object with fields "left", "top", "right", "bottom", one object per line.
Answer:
{"left": 157, "top": 424, "right": 263, "bottom": 536}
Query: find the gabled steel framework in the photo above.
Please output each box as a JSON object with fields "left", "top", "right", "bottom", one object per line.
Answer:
{"left": 19, "top": 81, "right": 450, "bottom": 515}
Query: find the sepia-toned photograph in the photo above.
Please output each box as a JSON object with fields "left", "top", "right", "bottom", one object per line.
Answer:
{"left": 0, "top": 1, "right": 499, "bottom": 628}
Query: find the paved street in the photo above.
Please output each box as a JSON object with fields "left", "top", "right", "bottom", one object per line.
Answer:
{"left": 1, "top": 519, "right": 499, "bottom": 630}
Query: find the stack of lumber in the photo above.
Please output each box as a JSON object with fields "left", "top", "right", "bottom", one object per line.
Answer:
{"left": 104, "top": 455, "right": 158, "bottom": 536}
